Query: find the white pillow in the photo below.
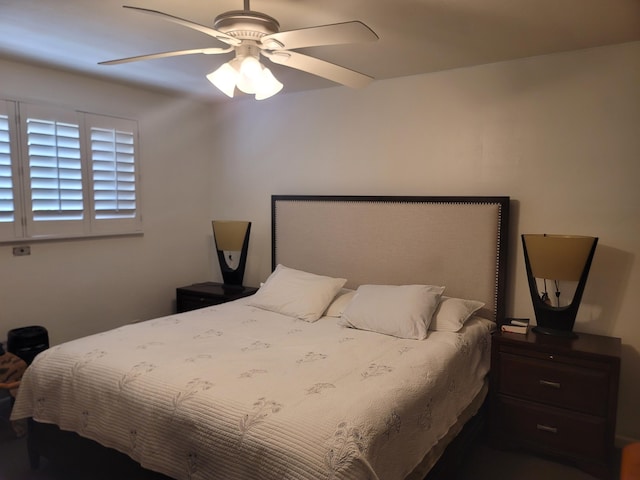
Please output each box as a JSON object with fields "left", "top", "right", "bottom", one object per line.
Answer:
{"left": 249, "top": 264, "right": 346, "bottom": 322}
{"left": 324, "top": 289, "right": 356, "bottom": 317}
{"left": 339, "top": 284, "right": 445, "bottom": 339}
{"left": 429, "top": 296, "right": 485, "bottom": 332}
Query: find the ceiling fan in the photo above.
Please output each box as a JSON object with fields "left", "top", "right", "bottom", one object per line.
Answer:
{"left": 100, "top": 1, "right": 379, "bottom": 99}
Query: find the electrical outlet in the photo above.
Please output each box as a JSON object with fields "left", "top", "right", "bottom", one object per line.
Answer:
{"left": 13, "top": 246, "right": 31, "bottom": 256}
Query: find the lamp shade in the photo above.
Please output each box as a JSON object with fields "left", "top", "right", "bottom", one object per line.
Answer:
{"left": 212, "top": 221, "right": 250, "bottom": 251}
{"left": 524, "top": 234, "right": 596, "bottom": 281}
{"left": 212, "top": 221, "right": 251, "bottom": 286}
{"left": 521, "top": 234, "right": 598, "bottom": 337}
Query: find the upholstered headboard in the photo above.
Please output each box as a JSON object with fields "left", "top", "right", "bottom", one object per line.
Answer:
{"left": 272, "top": 196, "right": 509, "bottom": 323}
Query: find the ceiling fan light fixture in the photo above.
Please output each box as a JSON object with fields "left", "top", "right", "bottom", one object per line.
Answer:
{"left": 103, "top": 4, "right": 378, "bottom": 100}
{"left": 208, "top": 51, "right": 282, "bottom": 100}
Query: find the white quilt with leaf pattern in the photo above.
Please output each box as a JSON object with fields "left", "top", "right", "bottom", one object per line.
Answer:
{"left": 12, "top": 298, "right": 493, "bottom": 480}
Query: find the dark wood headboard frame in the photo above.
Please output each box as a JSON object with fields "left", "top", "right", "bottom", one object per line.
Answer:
{"left": 271, "top": 195, "right": 510, "bottom": 324}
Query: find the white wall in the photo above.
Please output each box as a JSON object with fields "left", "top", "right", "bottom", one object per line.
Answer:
{"left": 209, "top": 42, "right": 640, "bottom": 441}
{"left": 0, "top": 60, "right": 216, "bottom": 345}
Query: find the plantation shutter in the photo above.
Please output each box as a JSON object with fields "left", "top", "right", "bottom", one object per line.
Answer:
{"left": 21, "top": 103, "right": 87, "bottom": 237}
{"left": 0, "top": 100, "right": 22, "bottom": 240}
{"left": 28, "top": 119, "right": 83, "bottom": 220}
{"left": 86, "top": 114, "right": 141, "bottom": 233}
{"left": 0, "top": 112, "right": 14, "bottom": 223}
{"left": 91, "top": 127, "right": 136, "bottom": 218}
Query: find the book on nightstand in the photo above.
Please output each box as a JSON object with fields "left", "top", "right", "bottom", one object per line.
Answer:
{"left": 501, "top": 318, "right": 530, "bottom": 334}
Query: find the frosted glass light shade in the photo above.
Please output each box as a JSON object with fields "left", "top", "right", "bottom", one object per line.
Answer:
{"left": 239, "top": 56, "right": 262, "bottom": 80}
{"left": 255, "top": 68, "right": 283, "bottom": 100}
{"left": 206, "top": 63, "right": 239, "bottom": 98}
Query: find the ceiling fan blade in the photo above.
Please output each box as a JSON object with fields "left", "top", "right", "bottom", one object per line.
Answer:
{"left": 263, "top": 50, "right": 373, "bottom": 89}
{"left": 261, "top": 21, "right": 378, "bottom": 50}
{"left": 123, "top": 5, "right": 241, "bottom": 46}
{"left": 99, "top": 47, "right": 233, "bottom": 66}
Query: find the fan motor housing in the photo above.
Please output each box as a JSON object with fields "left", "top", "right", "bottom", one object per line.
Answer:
{"left": 214, "top": 11, "right": 280, "bottom": 40}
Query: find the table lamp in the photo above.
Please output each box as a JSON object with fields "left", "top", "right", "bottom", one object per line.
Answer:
{"left": 522, "top": 234, "right": 598, "bottom": 338}
{"left": 212, "top": 220, "right": 251, "bottom": 287}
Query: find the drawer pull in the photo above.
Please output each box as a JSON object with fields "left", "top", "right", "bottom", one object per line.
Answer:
{"left": 539, "top": 379, "right": 561, "bottom": 389}
{"left": 536, "top": 424, "right": 558, "bottom": 434}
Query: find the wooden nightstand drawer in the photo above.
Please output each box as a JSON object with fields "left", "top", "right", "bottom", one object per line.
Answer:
{"left": 499, "top": 352, "right": 609, "bottom": 416}
{"left": 498, "top": 395, "right": 607, "bottom": 460}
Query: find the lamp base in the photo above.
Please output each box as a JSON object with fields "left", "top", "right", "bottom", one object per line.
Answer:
{"left": 532, "top": 325, "right": 578, "bottom": 339}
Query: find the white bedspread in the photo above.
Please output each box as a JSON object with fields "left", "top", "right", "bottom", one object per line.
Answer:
{"left": 12, "top": 299, "right": 494, "bottom": 480}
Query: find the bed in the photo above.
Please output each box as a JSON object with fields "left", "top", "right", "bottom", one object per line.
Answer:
{"left": 11, "top": 195, "right": 510, "bottom": 480}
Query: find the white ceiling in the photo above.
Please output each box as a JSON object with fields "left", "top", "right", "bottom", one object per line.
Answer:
{"left": 1, "top": 0, "right": 639, "bottom": 102}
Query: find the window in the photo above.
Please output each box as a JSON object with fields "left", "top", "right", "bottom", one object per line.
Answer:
{"left": 0, "top": 100, "right": 141, "bottom": 242}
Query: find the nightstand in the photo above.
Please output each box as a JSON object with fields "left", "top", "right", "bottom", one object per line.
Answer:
{"left": 176, "top": 282, "right": 258, "bottom": 313}
{"left": 489, "top": 328, "right": 621, "bottom": 480}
